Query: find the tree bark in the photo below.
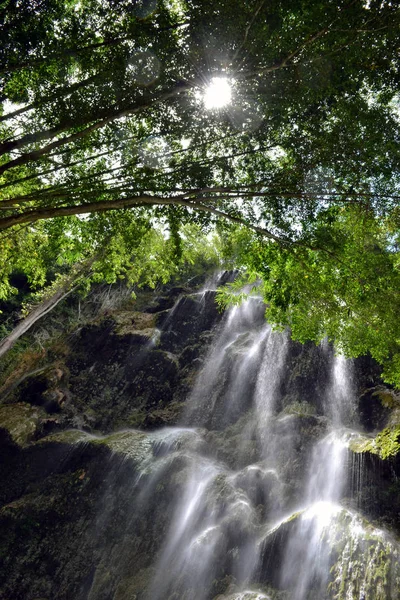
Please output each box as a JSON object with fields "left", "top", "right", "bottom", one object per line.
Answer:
{"left": 0, "top": 284, "right": 78, "bottom": 360}
{"left": 0, "top": 252, "right": 101, "bottom": 359}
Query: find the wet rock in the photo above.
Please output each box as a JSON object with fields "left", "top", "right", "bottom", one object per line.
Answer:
{"left": 358, "top": 387, "right": 393, "bottom": 432}
{"left": 112, "top": 310, "right": 157, "bottom": 336}
{"left": 142, "top": 401, "right": 184, "bottom": 428}
{"left": 2, "top": 276, "right": 400, "bottom": 600}
{"left": 258, "top": 506, "right": 400, "bottom": 599}
{"left": 158, "top": 291, "right": 222, "bottom": 354}
{"left": 179, "top": 343, "right": 203, "bottom": 367}
{"left": 6, "top": 368, "right": 67, "bottom": 414}
{"left": 0, "top": 429, "right": 185, "bottom": 600}
{"left": 281, "top": 342, "right": 332, "bottom": 414}
{"left": 144, "top": 286, "right": 189, "bottom": 313}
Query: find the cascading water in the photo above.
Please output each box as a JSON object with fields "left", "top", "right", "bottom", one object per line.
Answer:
{"left": 132, "top": 288, "right": 400, "bottom": 600}
{"left": 279, "top": 354, "right": 356, "bottom": 599}
{"left": 4, "top": 273, "right": 400, "bottom": 600}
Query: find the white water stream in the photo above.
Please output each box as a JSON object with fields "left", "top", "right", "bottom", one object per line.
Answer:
{"left": 119, "top": 283, "right": 400, "bottom": 600}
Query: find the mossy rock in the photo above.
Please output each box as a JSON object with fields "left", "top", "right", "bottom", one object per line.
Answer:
{"left": 375, "top": 389, "right": 400, "bottom": 410}
{"left": 2, "top": 364, "right": 68, "bottom": 415}
{"left": 34, "top": 429, "right": 153, "bottom": 469}
{"left": 226, "top": 332, "right": 257, "bottom": 357}
{"left": 179, "top": 343, "right": 204, "bottom": 367}
{"left": 113, "top": 567, "right": 154, "bottom": 599}
{"left": 94, "top": 430, "right": 151, "bottom": 460}
{"left": 39, "top": 427, "right": 203, "bottom": 470}
{"left": 358, "top": 387, "right": 392, "bottom": 432}
{"left": 349, "top": 427, "right": 400, "bottom": 459}
{"left": 124, "top": 409, "right": 147, "bottom": 428}
{"left": 35, "top": 429, "right": 90, "bottom": 446}
{"left": 0, "top": 403, "right": 46, "bottom": 446}
{"left": 258, "top": 504, "right": 400, "bottom": 599}
{"left": 349, "top": 432, "right": 377, "bottom": 455}
{"left": 142, "top": 401, "right": 184, "bottom": 428}
{"left": 204, "top": 411, "right": 260, "bottom": 469}
{"left": 281, "top": 400, "right": 316, "bottom": 417}
{"left": 328, "top": 509, "right": 400, "bottom": 599}
{"left": 281, "top": 342, "right": 331, "bottom": 414}
{"left": 112, "top": 311, "right": 157, "bottom": 337}
{"left": 144, "top": 286, "right": 189, "bottom": 314}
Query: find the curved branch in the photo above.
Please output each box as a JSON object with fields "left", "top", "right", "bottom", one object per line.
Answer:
{"left": 0, "top": 194, "right": 285, "bottom": 243}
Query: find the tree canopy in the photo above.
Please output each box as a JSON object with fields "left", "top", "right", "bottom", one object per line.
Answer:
{"left": 1, "top": 0, "right": 400, "bottom": 384}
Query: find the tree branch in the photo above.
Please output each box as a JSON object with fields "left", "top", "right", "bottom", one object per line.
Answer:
{"left": 0, "top": 194, "right": 287, "bottom": 243}
{"left": 232, "top": 1, "right": 266, "bottom": 64}
{"left": 0, "top": 85, "right": 191, "bottom": 175}
{"left": 0, "top": 74, "right": 100, "bottom": 125}
{"left": 238, "top": 28, "right": 329, "bottom": 79}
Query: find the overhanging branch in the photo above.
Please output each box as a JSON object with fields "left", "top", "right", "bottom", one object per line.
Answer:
{"left": 0, "top": 194, "right": 285, "bottom": 243}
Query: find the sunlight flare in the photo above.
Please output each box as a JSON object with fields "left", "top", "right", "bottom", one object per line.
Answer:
{"left": 203, "top": 77, "right": 232, "bottom": 109}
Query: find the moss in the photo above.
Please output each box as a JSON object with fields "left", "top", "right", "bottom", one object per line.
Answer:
{"left": 326, "top": 509, "right": 400, "bottom": 600}
{"left": 0, "top": 343, "right": 46, "bottom": 395}
{"left": 90, "top": 429, "right": 153, "bottom": 465}
{"left": 374, "top": 390, "right": 400, "bottom": 410}
{"left": 282, "top": 401, "right": 316, "bottom": 417}
{"left": 125, "top": 409, "right": 147, "bottom": 428}
{"left": 35, "top": 429, "right": 90, "bottom": 445}
{"left": 112, "top": 310, "right": 157, "bottom": 338}
{"left": 226, "top": 332, "right": 255, "bottom": 357}
{"left": 113, "top": 567, "right": 154, "bottom": 599}
{"left": 350, "top": 426, "right": 400, "bottom": 459}
{"left": 0, "top": 403, "right": 46, "bottom": 445}
{"left": 349, "top": 434, "right": 377, "bottom": 455}
{"left": 142, "top": 401, "right": 184, "bottom": 427}
{"left": 373, "top": 426, "right": 400, "bottom": 459}
{"left": 265, "top": 510, "right": 303, "bottom": 538}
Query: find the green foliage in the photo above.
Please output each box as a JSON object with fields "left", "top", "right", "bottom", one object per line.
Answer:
{"left": 0, "top": 0, "right": 400, "bottom": 384}
{"left": 374, "top": 427, "right": 400, "bottom": 459}
{"left": 217, "top": 204, "right": 400, "bottom": 387}
{"left": 382, "top": 356, "right": 400, "bottom": 390}
{"left": 352, "top": 426, "right": 400, "bottom": 460}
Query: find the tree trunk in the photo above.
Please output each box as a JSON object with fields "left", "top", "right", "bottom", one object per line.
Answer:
{"left": 0, "top": 284, "right": 78, "bottom": 360}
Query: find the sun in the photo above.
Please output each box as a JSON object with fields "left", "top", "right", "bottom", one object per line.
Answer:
{"left": 203, "top": 77, "right": 232, "bottom": 110}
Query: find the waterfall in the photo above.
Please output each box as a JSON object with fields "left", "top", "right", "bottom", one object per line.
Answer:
{"left": 12, "top": 279, "right": 397, "bottom": 600}
{"left": 134, "top": 294, "right": 400, "bottom": 599}
{"left": 184, "top": 297, "right": 267, "bottom": 427}
{"left": 279, "top": 354, "right": 355, "bottom": 599}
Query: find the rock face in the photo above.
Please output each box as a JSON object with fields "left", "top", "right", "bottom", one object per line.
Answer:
{"left": 1, "top": 287, "right": 223, "bottom": 435}
{"left": 0, "top": 275, "right": 400, "bottom": 600}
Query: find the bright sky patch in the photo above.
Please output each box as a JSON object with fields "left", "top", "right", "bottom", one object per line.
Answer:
{"left": 203, "top": 77, "right": 232, "bottom": 110}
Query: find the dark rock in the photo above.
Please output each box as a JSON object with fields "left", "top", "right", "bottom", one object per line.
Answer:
{"left": 158, "top": 291, "right": 222, "bottom": 354}
{"left": 357, "top": 387, "right": 392, "bottom": 432}
{"left": 143, "top": 287, "right": 189, "bottom": 313}
{"left": 281, "top": 342, "right": 332, "bottom": 414}
{"left": 179, "top": 343, "right": 203, "bottom": 367}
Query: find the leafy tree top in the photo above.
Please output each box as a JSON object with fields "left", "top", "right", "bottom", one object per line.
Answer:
{"left": 0, "top": 0, "right": 399, "bottom": 385}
